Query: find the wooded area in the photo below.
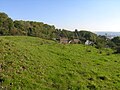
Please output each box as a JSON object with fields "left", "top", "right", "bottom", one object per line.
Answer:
{"left": 0, "top": 12, "right": 120, "bottom": 51}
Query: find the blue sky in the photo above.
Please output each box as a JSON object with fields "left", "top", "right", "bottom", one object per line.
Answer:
{"left": 0, "top": 0, "right": 120, "bottom": 32}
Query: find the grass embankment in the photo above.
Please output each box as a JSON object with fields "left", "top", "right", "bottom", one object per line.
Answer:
{"left": 0, "top": 36, "right": 120, "bottom": 90}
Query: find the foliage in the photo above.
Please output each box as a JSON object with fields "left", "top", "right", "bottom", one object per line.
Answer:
{"left": 0, "top": 12, "right": 14, "bottom": 35}
{"left": 114, "top": 46, "right": 120, "bottom": 54}
{"left": 111, "top": 36, "right": 120, "bottom": 46}
{"left": 0, "top": 12, "right": 119, "bottom": 49}
{"left": 78, "top": 30, "right": 98, "bottom": 42}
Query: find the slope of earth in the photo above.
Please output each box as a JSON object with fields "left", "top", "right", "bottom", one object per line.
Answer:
{"left": 0, "top": 36, "right": 120, "bottom": 90}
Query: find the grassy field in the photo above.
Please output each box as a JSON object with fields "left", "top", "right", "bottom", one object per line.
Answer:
{"left": 0, "top": 36, "right": 120, "bottom": 90}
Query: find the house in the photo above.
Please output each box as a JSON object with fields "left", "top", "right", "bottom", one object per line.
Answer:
{"left": 60, "top": 37, "right": 69, "bottom": 44}
{"left": 69, "top": 39, "right": 80, "bottom": 44}
{"left": 85, "top": 40, "right": 94, "bottom": 45}
{"left": 73, "top": 39, "right": 80, "bottom": 44}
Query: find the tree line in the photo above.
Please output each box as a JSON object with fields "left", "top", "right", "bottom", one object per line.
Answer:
{"left": 0, "top": 12, "right": 120, "bottom": 52}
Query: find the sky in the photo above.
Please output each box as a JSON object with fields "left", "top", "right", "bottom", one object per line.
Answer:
{"left": 0, "top": 0, "right": 120, "bottom": 32}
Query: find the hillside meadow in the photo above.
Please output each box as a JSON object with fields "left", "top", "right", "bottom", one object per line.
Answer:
{"left": 0, "top": 36, "right": 120, "bottom": 90}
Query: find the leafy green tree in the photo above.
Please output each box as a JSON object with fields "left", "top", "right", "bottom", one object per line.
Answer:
{"left": 95, "top": 37, "right": 106, "bottom": 49}
{"left": 0, "top": 12, "right": 14, "bottom": 35}
{"left": 78, "top": 30, "right": 98, "bottom": 43}
{"left": 111, "top": 36, "right": 120, "bottom": 46}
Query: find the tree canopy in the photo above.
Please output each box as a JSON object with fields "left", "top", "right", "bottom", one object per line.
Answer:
{"left": 0, "top": 12, "right": 119, "bottom": 50}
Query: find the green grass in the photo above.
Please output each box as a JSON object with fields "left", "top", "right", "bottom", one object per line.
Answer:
{"left": 0, "top": 36, "right": 120, "bottom": 90}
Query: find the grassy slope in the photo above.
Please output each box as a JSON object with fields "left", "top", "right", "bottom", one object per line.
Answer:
{"left": 0, "top": 36, "right": 120, "bottom": 90}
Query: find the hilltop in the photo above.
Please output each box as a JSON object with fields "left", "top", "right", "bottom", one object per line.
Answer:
{"left": 0, "top": 12, "right": 120, "bottom": 50}
{"left": 0, "top": 36, "right": 120, "bottom": 90}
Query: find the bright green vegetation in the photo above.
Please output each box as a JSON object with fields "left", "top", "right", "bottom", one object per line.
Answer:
{"left": 1, "top": 12, "right": 120, "bottom": 50}
{"left": 0, "top": 36, "right": 120, "bottom": 90}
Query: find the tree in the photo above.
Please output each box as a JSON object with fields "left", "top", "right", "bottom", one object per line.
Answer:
{"left": 78, "top": 30, "right": 98, "bottom": 43}
{"left": 0, "top": 12, "right": 14, "bottom": 35}
{"left": 111, "top": 36, "right": 120, "bottom": 46}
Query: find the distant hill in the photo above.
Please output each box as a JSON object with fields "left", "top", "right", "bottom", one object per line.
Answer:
{"left": 96, "top": 32, "right": 120, "bottom": 36}
{"left": 95, "top": 32, "right": 120, "bottom": 39}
